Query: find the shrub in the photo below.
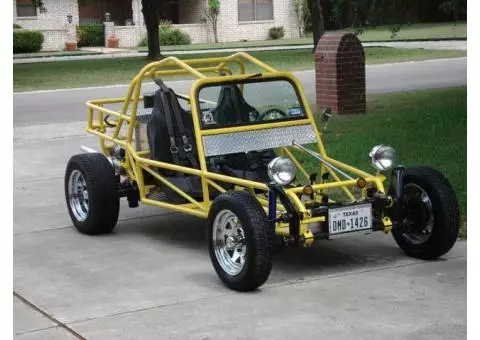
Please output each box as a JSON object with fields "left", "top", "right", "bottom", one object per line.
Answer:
{"left": 138, "top": 36, "right": 147, "bottom": 47}
{"left": 159, "top": 20, "right": 173, "bottom": 33}
{"left": 77, "top": 25, "right": 104, "bottom": 47}
{"left": 268, "top": 26, "right": 285, "bottom": 40}
{"left": 138, "top": 22, "right": 191, "bottom": 47}
{"left": 13, "top": 24, "right": 22, "bottom": 29}
{"left": 13, "top": 30, "right": 44, "bottom": 53}
{"left": 161, "top": 27, "right": 191, "bottom": 45}
{"left": 388, "top": 24, "right": 401, "bottom": 39}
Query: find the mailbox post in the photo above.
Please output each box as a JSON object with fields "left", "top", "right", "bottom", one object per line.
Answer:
{"left": 314, "top": 33, "right": 366, "bottom": 114}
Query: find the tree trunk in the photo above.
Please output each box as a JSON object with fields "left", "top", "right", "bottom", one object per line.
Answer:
{"left": 213, "top": 19, "right": 218, "bottom": 43}
{"left": 141, "top": 0, "right": 161, "bottom": 59}
{"left": 296, "top": 11, "right": 303, "bottom": 37}
{"left": 309, "top": 0, "right": 325, "bottom": 52}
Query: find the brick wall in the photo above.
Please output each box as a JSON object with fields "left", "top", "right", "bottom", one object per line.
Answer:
{"left": 39, "top": 29, "right": 70, "bottom": 51}
{"left": 216, "top": 0, "right": 299, "bottom": 42}
{"left": 176, "top": 24, "right": 210, "bottom": 44}
{"left": 13, "top": 0, "right": 79, "bottom": 29}
{"left": 109, "top": 25, "right": 144, "bottom": 48}
{"left": 314, "top": 33, "right": 366, "bottom": 114}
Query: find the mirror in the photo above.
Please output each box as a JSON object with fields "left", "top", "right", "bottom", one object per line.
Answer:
{"left": 319, "top": 107, "right": 334, "bottom": 131}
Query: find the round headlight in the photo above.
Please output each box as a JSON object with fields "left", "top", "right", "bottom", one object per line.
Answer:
{"left": 267, "top": 157, "right": 296, "bottom": 186}
{"left": 369, "top": 145, "right": 397, "bottom": 171}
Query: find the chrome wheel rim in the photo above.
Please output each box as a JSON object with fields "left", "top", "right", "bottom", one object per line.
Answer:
{"left": 212, "top": 210, "right": 247, "bottom": 276}
{"left": 401, "top": 183, "right": 434, "bottom": 244}
{"left": 67, "top": 170, "right": 89, "bottom": 222}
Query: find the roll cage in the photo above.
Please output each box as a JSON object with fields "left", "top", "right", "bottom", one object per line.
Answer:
{"left": 85, "top": 52, "right": 387, "bottom": 244}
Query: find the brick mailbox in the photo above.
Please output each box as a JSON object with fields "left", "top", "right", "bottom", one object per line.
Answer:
{"left": 315, "top": 33, "right": 366, "bottom": 114}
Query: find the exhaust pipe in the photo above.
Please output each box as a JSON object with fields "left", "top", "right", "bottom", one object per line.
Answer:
{"left": 80, "top": 146, "right": 99, "bottom": 153}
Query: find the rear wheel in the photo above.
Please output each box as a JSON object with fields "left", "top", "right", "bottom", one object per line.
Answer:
{"left": 207, "top": 191, "right": 273, "bottom": 291}
{"left": 391, "top": 167, "right": 460, "bottom": 259}
{"left": 65, "top": 153, "right": 120, "bottom": 235}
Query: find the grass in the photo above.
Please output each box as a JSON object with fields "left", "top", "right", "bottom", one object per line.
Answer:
{"left": 13, "top": 47, "right": 466, "bottom": 92}
{"left": 137, "top": 21, "right": 467, "bottom": 52}
{"left": 306, "top": 87, "right": 466, "bottom": 237}
{"left": 347, "top": 21, "right": 467, "bottom": 42}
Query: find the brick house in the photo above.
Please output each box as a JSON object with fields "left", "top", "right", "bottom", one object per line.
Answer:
{"left": 13, "top": 0, "right": 300, "bottom": 51}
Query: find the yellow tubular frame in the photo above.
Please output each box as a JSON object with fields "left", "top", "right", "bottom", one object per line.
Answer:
{"left": 85, "top": 52, "right": 387, "bottom": 239}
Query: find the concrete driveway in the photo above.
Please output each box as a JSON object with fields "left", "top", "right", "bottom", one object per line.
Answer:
{"left": 13, "top": 58, "right": 467, "bottom": 339}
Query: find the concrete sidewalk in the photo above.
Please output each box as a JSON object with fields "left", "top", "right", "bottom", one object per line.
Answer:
{"left": 13, "top": 40, "right": 467, "bottom": 64}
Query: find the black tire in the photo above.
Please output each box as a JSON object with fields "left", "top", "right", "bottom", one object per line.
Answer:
{"left": 391, "top": 166, "right": 460, "bottom": 260}
{"left": 65, "top": 153, "right": 120, "bottom": 235}
{"left": 207, "top": 191, "right": 273, "bottom": 291}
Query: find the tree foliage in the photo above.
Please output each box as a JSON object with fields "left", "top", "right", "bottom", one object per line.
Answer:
{"left": 328, "top": 0, "right": 466, "bottom": 28}
{"left": 329, "top": 0, "right": 419, "bottom": 27}
{"left": 439, "top": 0, "right": 467, "bottom": 21}
{"left": 307, "top": 0, "right": 466, "bottom": 50}
{"left": 31, "top": 0, "right": 46, "bottom": 13}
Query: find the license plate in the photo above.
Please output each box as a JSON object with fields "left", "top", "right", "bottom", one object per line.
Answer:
{"left": 328, "top": 203, "right": 372, "bottom": 238}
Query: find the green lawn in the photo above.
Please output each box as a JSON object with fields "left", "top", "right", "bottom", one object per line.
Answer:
{"left": 307, "top": 87, "right": 467, "bottom": 237}
{"left": 13, "top": 47, "right": 466, "bottom": 92}
{"left": 347, "top": 21, "right": 467, "bottom": 42}
{"left": 137, "top": 21, "right": 467, "bottom": 52}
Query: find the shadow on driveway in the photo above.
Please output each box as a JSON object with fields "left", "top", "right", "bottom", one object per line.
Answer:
{"left": 112, "top": 211, "right": 410, "bottom": 286}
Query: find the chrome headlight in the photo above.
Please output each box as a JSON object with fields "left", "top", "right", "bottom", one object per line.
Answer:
{"left": 369, "top": 145, "right": 397, "bottom": 171}
{"left": 267, "top": 157, "right": 296, "bottom": 186}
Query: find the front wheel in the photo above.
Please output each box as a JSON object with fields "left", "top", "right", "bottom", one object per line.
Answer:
{"left": 207, "top": 191, "right": 273, "bottom": 291}
{"left": 65, "top": 153, "right": 120, "bottom": 235}
{"left": 391, "top": 166, "right": 460, "bottom": 260}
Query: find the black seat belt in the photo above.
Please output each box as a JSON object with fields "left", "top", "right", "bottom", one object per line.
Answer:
{"left": 159, "top": 90, "right": 181, "bottom": 169}
{"left": 168, "top": 91, "right": 199, "bottom": 169}
{"left": 155, "top": 77, "right": 198, "bottom": 172}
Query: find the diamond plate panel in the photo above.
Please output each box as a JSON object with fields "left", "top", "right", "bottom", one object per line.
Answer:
{"left": 203, "top": 125, "right": 317, "bottom": 156}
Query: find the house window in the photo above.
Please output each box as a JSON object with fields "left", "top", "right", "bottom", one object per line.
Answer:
{"left": 16, "top": 0, "right": 37, "bottom": 17}
{"left": 238, "top": 0, "right": 273, "bottom": 21}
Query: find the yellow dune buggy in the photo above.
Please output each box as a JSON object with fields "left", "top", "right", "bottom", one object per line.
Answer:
{"left": 65, "top": 52, "right": 460, "bottom": 291}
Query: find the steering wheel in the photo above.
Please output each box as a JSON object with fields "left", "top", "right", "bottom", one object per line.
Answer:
{"left": 259, "top": 108, "right": 288, "bottom": 121}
